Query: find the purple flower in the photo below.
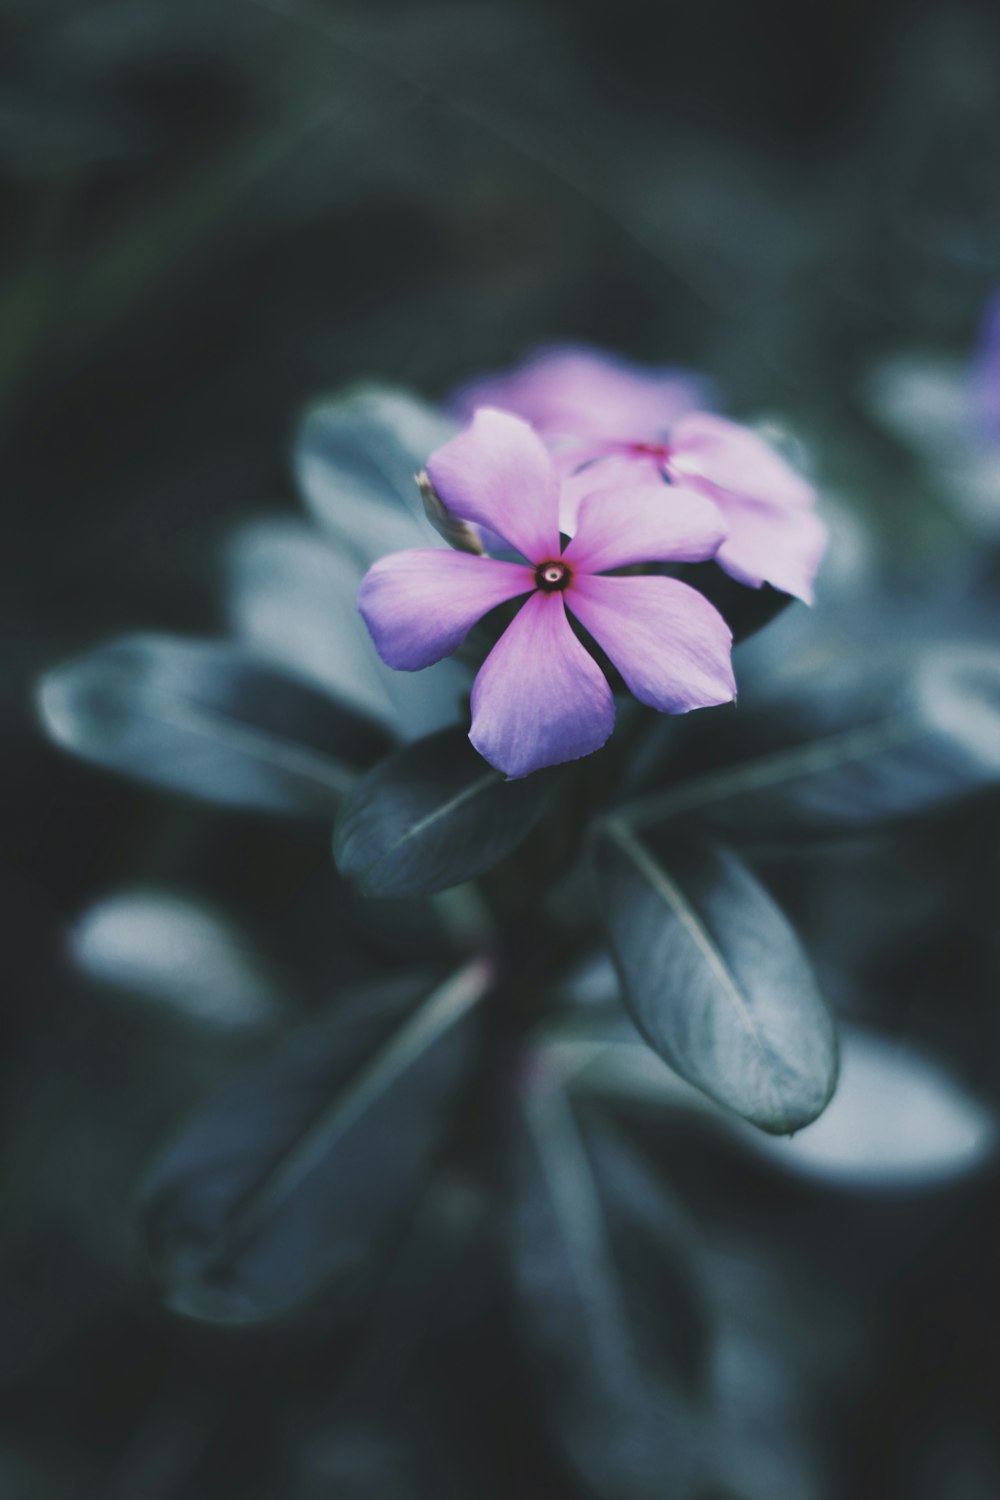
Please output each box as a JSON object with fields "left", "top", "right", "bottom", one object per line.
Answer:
{"left": 452, "top": 345, "right": 826, "bottom": 604}
{"left": 358, "top": 409, "right": 736, "bottom": 779}
{"left": 450, "top": 342, "right": 708, "bottom": 444}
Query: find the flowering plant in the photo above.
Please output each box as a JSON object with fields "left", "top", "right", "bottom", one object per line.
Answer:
{"left": 34, "top": 342, "right": 1000, "bottom": 1499}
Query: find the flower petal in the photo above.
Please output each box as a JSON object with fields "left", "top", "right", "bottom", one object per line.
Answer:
{"left": 564, "top": 484, "right": 727, "bottom": 574}
{"left": 566, "top": 574, "right": 735, "bottom": 714}
{"left": 558, "top": 451, "right": 663, "bottom": 534}
{"left": 426, "top": 408, "right": 560, "bottom": 562}
{"left": 358, "top": 549, "right": 534, "bottom": 670}
{"left": 470, "top": 591, "right": 614, "bottom": 778}
{"left": 668, "top": 412, "right": 815, "bottom": 510}
{"left": 449, "top": 345, "right": 709, "bottom": 442}
{"left": 714, "top": 498, "right": 828, "bottom": 602}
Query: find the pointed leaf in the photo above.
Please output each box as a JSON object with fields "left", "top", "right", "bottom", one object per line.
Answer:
{"left": 140, "top": 962, "right": 490, "bottom": 1323}
{"left": 594, "top": 822, "right": 838, "bottom": 1133}
{"left": 334, "top": 727, "right": 557, "bottom": 897}
{"left": 36, "top": 634, "right": 390, "bottom": 815}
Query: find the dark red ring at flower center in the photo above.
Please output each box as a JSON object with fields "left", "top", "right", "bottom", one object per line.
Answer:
{"left": 535, "top": 559, "right": 572, "bottom": 592}
{"left": 629, "top": 440, "right": 671, "bottom": 459}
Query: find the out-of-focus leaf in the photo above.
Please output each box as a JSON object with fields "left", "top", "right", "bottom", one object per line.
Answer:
{"left": 746, "top": 1026, "right": 997, "bottom": 1188}
{"left": 509, "top": 1078, "right": 706, "bottom": 1500}
{"left": 295, "top": 385, "right": 456, "bottom": 567}
{"left": 593, "top": 822, "right": 837, "bottom": 1134}
{"left": 334, "top": 727, "right": 556, "bottom": 898}
{"left": 70, "top": 889, "right": 283, "bottom": 1034}
{"left": 140, "top": 962, "right": 490, "bottom": 1324}
{"left": 225, "top": 519, "right": 396, "bottom": 723}
{"left": 866, "top": 352, "right": 1000, "bottom": 536}
{"left": 548, "top": 1010, "right": 997, "bottom": 1191}
{"left": 866, "top": 353, "right": 972, "bottom": 462}
{"left": 295, "top": 1381, "right": 484, "bottom": 1500}
{"left": 622, "top": 646, "right": 1000, "bottom": 841}
{"left": 36, "top": 634, "right": 391, "bottom": 815}
{"left": 224, "top": 519, "right": 466, "bottom": 740}
{"left": 704, "top": 1246, "right": 838, "bottom": 1500}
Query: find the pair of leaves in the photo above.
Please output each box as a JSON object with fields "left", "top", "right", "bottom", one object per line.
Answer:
{"left": 332, "top": 729, "right": 837, "bottom": 1138}
{"left": 510, "top": 1084, "right": 707, "bottom": 1500}
{"left": 335, "top": 727, "right": 557, "bottom": 898}
{"left": 140, "top": 963, "right": 489, "bottom": 1323}
{"left": 37, "top": 633, "right": 391, "bottom": 816}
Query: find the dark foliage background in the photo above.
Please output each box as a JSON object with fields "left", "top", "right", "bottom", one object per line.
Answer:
{"left": 4, "top": 0, "right": 1000, "bottom": 1495}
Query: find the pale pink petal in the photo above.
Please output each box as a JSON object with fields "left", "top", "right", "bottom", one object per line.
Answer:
{"left": 668, "top": 412, "right": 815, "bottom": 510}
{"left": 566, "top": 574, "right": 735, "bottom": 714}
{"left": 426, "top": 408, "right": 560, "bottom": 563}
{"left": 470, "top": 591, "right": 614, "bottom": 778}
{"left": 450, "top": 345, "right": 709, "bottom": 443}
{"left": 358, "top": 549, "right": 533, "bottom": 670}
{"left": 559, "top": 451, "right": 663, "bottom": 534}
{"left": 564, "top": 484, "right": 727, "bottom": 574}
{"left": 714, "top": 499, "right": 828, "bottom": 603}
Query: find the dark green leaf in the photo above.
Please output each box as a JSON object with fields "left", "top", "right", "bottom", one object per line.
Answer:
{"left": 622, "top": 646, "right": 1000, "bottom": 841}
{"left": 224, "top": 518, "right": 466, "bottom": 741}
{"left": 295, "top": 384, "right": 456, "bottom": 567}
{"left": 334, "top": 727, "right": 556, "bottom": 898}
{"left": 510, "top": 1081, "right": 706, "bottom": 1500}
{"left": 36, "top": 633, "right": 390, "bottom": 815}
{"left": 140, "top": 962, "right": 490, "bottom": 1324}
{"left": 593, "top": 822, "right": 838, "bottom": 1133}
{"left": 70, "top": 888, "right": 284, "bottom": 1034}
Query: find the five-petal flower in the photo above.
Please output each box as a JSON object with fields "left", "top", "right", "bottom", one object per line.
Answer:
{"left": 451, "top": 345, "right": 827, "bottom": 604}
{"left": 358, "top": 409, "right": 736, "bottom": 779}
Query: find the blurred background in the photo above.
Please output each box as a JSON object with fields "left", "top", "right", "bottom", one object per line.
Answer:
{"left": 4, "top": 0, "right": 1000, "bottom": 1495}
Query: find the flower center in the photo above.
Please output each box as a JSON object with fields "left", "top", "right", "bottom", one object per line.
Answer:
{"left": 535, "top": 559, "right": 572, "bottom": 592}
{"left": 629, "top": 440, "right": 671, "bottom": 460}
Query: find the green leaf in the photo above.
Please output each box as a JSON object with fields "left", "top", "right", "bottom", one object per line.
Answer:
{"left": 224, "top": 518, "right": 466, "bottom": 740}
{"left": 70, "top": 888, "right": 284, "bottom": 1034}
{"left": 334, "top": 726, "right": 556, "bottom": 898}
{"left": 622, "top": 646, "right": 1000, "bottom": 840}
{"left": 294, "top": 384, "right": 456, "bottom": 567}
{"left": 593, "top": 821, "right": 838, "bottom": 1133}
{"left": 140, "top": 962, "right": 490, "bottom": 1324}
{"left": 510, "top": 1079, "right": 706, "bottom": 1499}
{"left": 36, "top": 633, "right": 391, "bottom": 815}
